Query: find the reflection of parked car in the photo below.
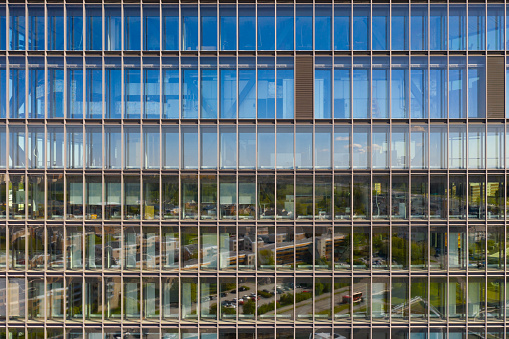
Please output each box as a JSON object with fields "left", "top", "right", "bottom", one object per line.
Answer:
{"left": 342, "top": 292, "right": 363, "bottom": 304}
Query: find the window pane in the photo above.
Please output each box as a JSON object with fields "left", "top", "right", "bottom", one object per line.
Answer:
{"left": 430, "top": 125, "right": 447, "bottom": 169}
{"left": 162, "top": 176, "right": 179, "bottom": 220}
{"left": 124, "top": 177, "right": 140, "bottom": 220}
{"left": 239, "top": 6, "right": 256, "bottom": 50}
{"left": 0, "top": 7, "right": 6, "bottom": 51}
{"left": 105, "top": 126, "right": 121, "bottom": 169}
{"left": 85, "top": 64, "right": 102, "bottom": 119}
{"left": 200, "top": 176, "right": 217, "bottom": 220}
{"left": 315, "top": 5, "right": 331, "bottom": 50}
{"left": 353, "top": 126, "right": 369, "bottom": 169}
{"left": 315, "top": 126, "right": 331, "bottom": 169}
{"left": 201, "top": 127, "right": 217, "bottom": 169}
{"left": 220, "top": 68, "right": 236, "bottom": 119}
{"left": 334, "top": 5, "right": 350, "bottom": 50}
{"left": 9, "top": 126, "right": 25, "bottom": 168}
{"left": 295, "top": 126, "right": 312, "bottom": 169}
{"left": 124, "top": 127, "right": 141, "bottom": 169}
{"left": 182, "top": 126, "right": 198, "bottom": 169}
{"left": 162, "top": 6, "right": 179, "bottom": 50}
{"left": 334, "top": 62, "right": 351, "bottom": 118}
{"left": 27, "top": 126, "right": 44, "bottom": 169}
{"left": 48, "top": 174, "right": 64, "bottom": 219}
{"left": 239, "top": 126, "right": 256, "bottom": 169}
{"left": 48, "top": 67, "right": 64, "bottom": 118}
{"left": 450, "top": 5, "right": 466, "bottom": 50}
{"left": 468, "top": 57, "right": 485, "bottom": 119}
{"left": 430, "top": 5, "right": 446, "bottom": 50}
{"left": 411, "top": 5, "right": 427, "bottom": 50}
{"left": 372, "top": 126, "right": 389, "bottom": 169}
{"left": 66, "top": 5, "right": 82, "bottom": 51}
{"left": 410, "top": 59, "right": 428, "bottom": 119}
{"left": 163, "top": 65, "right": 179, "bottom": 119}
{"left": 86, "top": 6, "right": 102, "bottom": 50}
{"left": 276, "top": 67, "right": 294, "bottom": 119}
{"left": 391, "top": 5, "right": 408, "bottom": 50}
{"left": 182, "top": 68, "right": 198, "bottom": 119}
{"left": 238, "top": 68, "right": 256, "bottom": 119}
{"left": 468, "top": 125, "right": 485, "bottom": 169}
{"left": 315, "top": 69, "right": 331, "bottom": 119}
{"left": 391, "top": 57, "right": 409, "bottom": 119}
{"left": 67, "top": 67, "right": 84, "bottom": 119}
{"left": 220, "top": 6, "right": 236, "bottom": 51}
{"left": 352, "top": 60, "right": 370, "bottom": 118}
{"left": 277, "top": 5, "right": 293, "bottom": 51}
{"left": 410, "top": 125, "right": 428, "bottom": 169}
{"left": 372, "top": 5, "right": 389, "bottom": 50}
{"left": 201, "top": 68, "right": 218, "bottom": 119}
{"left": 28, "top": 66, "right": 44, "bottom": 119}
{"left": 67, "top": 126, "right": 83, "bottom": 169}
{"left": 144, "top": 68, "right": 160, "bottom": 119}
{"left": 0, "top": 67, "right": 5, "bottom": 119}
{"left": 487, "top": 126, "right": 503, "bottom": 169}
{"left": 276, "top": 126, "right": 293, "bottom": 169}
{"left": 353, "top": 5, "right": 369, "bottom": 50}
{"left": 143, "top": 6, "right": 160, "bottom": 51}
{"left": 106, "top": 67, "right": 121, "bottom": 119}
{"left": 85, "top": 176, "right": 102, "bottom": 220}
{"left": 449, "top": 57, "right": 467, "bottom": 119}
{"left": 125, "top": 68, "right": 141, "bottom": 119}
{"left": 258, "top": 5, "right": 275, "bottom": 50}
{"left": 28, "top": 6, "right": 44, "bottom": 50}
{"left": 334, "top": 126, "right": 350, "bottom": 169}
{"left": 9, "top": 6, "right": 25, "bottom": 50}
{"left": 47, "top": 126, "right": 64, "bottom": 168}
{"left": 296, "top": 5, "right": 312, "bottom": 50}
{"left": 430, "top": 57, "right": 447, "bottom": 119}
{"left": 143, "top": 126, "right": 160, "bottom": 169}
{"left": 182, "top": 6, "right": 198, "bottom": 51}
{"left": 201, "top": 6, "right": 217, "bottom": 51}
{"left": 105, "top": 6, "right": 121, "bottom": 51}
{"left": 181, "top": 176, "right": 198, "bottom": 220}
{"left": 372, "top": 66, "right": 389, "bottom": 119}
{"left": 220, "top": 126, "right": 236, "bottom": 169}
{"left": 258, "top": 126, "right": 275, "bottom": 169}
{"left": 162, "top": 126, "right": 179, "bottom": 169}
{"left": 487, "top": 5, "right": 504, "bottom": 50}
{"left": 468, "top": 5, "right": 485, "bottom": 50}
{"left": 9, "top": 64, "right": 26, "bottom": 119}
{"left": 257, "top": 68, "right": 275, "bottom": 119}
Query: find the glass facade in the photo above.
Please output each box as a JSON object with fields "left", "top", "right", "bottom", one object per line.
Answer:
{"left": 0, "top": 2, "right": 508, "bottom": 338}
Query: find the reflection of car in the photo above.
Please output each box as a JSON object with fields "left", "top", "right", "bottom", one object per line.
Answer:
{"left": 220, "top": 292, "right": 228, "bottom": 297}
{"left": 342, "top": 292, "right": 363, "bottom": 304}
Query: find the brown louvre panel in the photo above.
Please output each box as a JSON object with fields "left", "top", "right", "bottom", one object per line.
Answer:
{"left": 295, "top": 56, "right": 314, "bottom": 120}
{"left": 487, "top": 56, "right": 505, "bottom": 119}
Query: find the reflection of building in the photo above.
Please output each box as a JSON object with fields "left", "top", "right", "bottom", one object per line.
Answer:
{"left": 1, "top": 1, "right": 506, "bottom": 337}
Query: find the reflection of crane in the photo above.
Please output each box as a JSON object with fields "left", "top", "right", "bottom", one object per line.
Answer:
{"left": 391, "top": 296, "right": 443, "bottom": 319}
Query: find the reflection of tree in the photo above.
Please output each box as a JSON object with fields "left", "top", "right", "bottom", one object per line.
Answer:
{"left": 353, "top": 186, "right": 367, "bottom": 216}
{"left": 411, "top": 241, "right": 426, "bottom": 266}
{"left": 334, "top": 183, "right": 350, "bottom": 215}
{"left": 392, "top": 236, "right": 407, "bottom": 266}
{"left": 258, "top": 249, "right": 274, "bottom": 265}
{"left": 352, "top": 232, "right": 368, "bottom": 266}
{"left": 243, "top": 300, "right": 255, "bottom": 315}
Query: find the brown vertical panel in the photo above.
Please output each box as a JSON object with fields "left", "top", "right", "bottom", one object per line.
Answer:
{"left": 295, "top": 56, "right": 314, "bottom": 120}
{"left": 487, "top": 56, "right": 505, "bottom": 119}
